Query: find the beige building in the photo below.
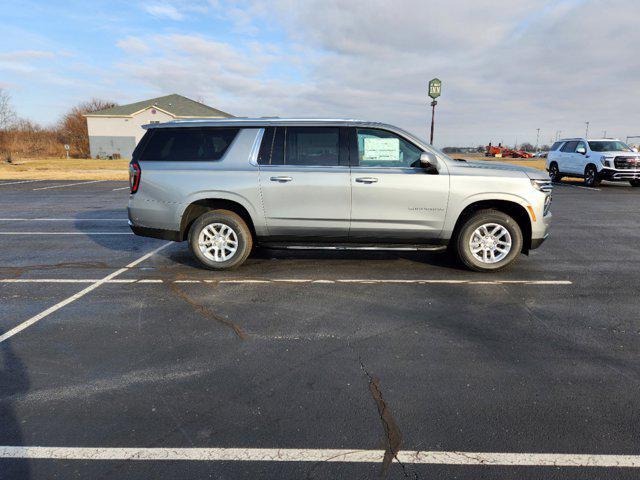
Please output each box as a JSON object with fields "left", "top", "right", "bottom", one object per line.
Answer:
{"left": 85, "top": 94, "right": 232, "bottom": 159}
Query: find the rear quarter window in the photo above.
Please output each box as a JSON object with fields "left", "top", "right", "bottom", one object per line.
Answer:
{"left": 550, "top": 141, "right": 564, "bottom": 151}
{"left": 139, "top": 127, "right": 239, "bottom": 161}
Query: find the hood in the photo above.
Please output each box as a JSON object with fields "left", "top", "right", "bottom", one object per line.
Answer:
{"left": 596, "top": 151, "right": 640, "bottom": 157}
{"left": 453, "top": 159, "right": 549, "bottom": 180}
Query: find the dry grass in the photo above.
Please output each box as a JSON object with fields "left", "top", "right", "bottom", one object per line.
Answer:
{"left": 0, "top": 157, "right": 129, "bottom": 180}
{"left": 452, "top": 153, "right": 546, "bottom": 171}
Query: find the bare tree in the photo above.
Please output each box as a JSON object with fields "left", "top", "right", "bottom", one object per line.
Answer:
{"left": 58, "top": 98, "right": 117, "bottom": 157}
{"left": 0, "top": 88, "right": 17, "bottom": 131}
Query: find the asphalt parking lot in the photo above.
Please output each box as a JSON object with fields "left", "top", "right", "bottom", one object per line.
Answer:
{"left": 1, "top": 178, "right": 640, "bottom": 479}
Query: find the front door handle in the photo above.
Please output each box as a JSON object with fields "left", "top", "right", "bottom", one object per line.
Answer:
{"left": 270, "top": 176, "right": 293, "bottom": 183}
{"left": 355, "top": 177, "right": 378, "bottom": 184}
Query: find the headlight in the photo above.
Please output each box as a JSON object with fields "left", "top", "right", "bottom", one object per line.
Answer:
{"left": 531, "top": 179, "right": 552, "bottom": 192}
{"left": 600, "top": 155, "right": 612, "bottom": 167}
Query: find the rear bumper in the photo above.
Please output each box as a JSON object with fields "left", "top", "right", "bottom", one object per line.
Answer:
{"left": 128, "top": 220, "right": 181, "bottom": 241}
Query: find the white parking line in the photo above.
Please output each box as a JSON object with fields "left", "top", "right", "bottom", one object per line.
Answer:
{"left": 0, "top": 218, "right": 126, "bottom": 221}
{"left": 0, "top": 232, "right": 132, "bottom": 235}
{"left": 0, "top": 278, "right": 573, "bottom": 285}
{"left": 0, "top": 243, "right": 170, "bottom": 344}
{"left": 0, "top": 446, "right": 637, "bottom": 468}
{"left": 0, "top": 179, "right": 44, "bottom": 186}
{"left": 32, "top": 180, "right": 106, "bottom": 191}
{"left": 112, "top": 186, "right": 130, "bottom": 191}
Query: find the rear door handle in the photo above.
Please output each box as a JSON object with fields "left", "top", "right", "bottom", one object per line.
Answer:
{"left": 270, "top": 176, "right": 293, "bottom": 183}
{"left": 355, "top": 177, "right": 378, "bottom": 184}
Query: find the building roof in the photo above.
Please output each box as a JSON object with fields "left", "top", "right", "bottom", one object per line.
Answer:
{"left": 85, "top": 94, "right": 232, "bottom": 118}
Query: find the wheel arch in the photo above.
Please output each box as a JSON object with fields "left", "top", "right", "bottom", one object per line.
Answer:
{"left": 451, "top": 199, "right": 533, "bottom": 253}
{"left": 180, "top": 198, "right": 257, "bottom": 242}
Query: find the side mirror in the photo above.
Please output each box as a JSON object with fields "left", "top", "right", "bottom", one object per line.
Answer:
{"left": 576, "top": 146, "right": 586, "bottom": 155}
{"left": 420, "top": 152, "right": 438, "bottom": 168}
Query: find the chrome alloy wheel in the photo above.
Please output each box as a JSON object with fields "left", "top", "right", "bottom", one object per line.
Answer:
{"left": 469, "top": 223, "right": 512, "bottom": 264}
{"left": 198, "top": 223, "right": 238, "bottom": 262}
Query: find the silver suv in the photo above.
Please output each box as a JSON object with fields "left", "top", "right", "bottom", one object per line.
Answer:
{"left": 128, "top": 118, "right": 552, "bottom": 272}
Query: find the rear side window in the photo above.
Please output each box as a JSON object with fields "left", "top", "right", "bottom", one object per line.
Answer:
{"left": 139, "top": 128, "right": 239, "bottom": 161}
{"left": 550, "top": 141, "right": 564, "bottom": 151}
{"left": 285, "top": 127, "right": 340, "bottom": 166}
{"left": 560, "top": 141, "right": 578, "bottom": 153}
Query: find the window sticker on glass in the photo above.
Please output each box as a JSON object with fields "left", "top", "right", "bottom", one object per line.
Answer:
{"left": 363, "top": 137, "right": 400, "bottom": 161}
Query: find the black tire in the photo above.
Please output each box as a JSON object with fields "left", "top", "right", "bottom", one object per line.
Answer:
{"left": 455, "top": 209, "right": 523, "bottom": 272}
{"left": 188, "top": 210, "right": 253, "bottom": 270}
{"left": 584, "top": 164, "right": 601, "bottom": 188}
{"left": 630, "top": 180, "right": 640, "bottom": 187}
{"left": 548, "top": 162, "right": 562, "bottom": 182}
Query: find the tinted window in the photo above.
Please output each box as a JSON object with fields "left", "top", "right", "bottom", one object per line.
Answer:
{"left": 550, "top": 141, "right": 564, "bottom": 151}
{"left": 560, "top": 141, "right": 578, "bottom": 153}
{"left": 257, "top": 127, "right": 275, "bottom": 165}
{"left": 285, "top": 127, "right": 340, "bottom": 166}
{"left": 140, "top": 128, "right": 239, "bottom": 161}
{"left": 356, "top": 128, "right": 422, "bottom": 168}
{"left": 258, "top": 127, "right": 285, "bottom": 165}
{"left": 588, "top": 141, "right": 633, "bottom": 152}
{"left": 575, "top": 141, "right": 587, "bottom": 153}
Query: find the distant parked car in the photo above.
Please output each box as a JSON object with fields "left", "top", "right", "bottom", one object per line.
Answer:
{"left": 128, "top": 118, "right": 552, "bottom": 272}
{"left": 534, "top": 151, "right": 548, "bottom": 158}
{"left": 546, "top": 138, "right": 640, "bottom": 187}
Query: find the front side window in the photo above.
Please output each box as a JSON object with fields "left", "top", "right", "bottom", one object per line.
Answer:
{"left": 140, "top": 128, "right": 239, "bottom": 161}
{"left": 356, "top": 128, "right": 422, "bottom": 168}
{"left": 560, "top": 141, "right": 578, "bottom": 153}
{"left": 575, "top": 141, "right": 587, "bottom": 153}
{"left": 285, "top": 127, "right": 340, "bottom": 166}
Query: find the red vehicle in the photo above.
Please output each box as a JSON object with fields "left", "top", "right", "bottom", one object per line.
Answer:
{"left": 485, "top": 143, "right": 533, "bottom": 158}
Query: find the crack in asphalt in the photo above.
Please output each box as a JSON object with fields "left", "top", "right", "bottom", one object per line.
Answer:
{"left": 167, "top": 281, "right": 246, "bottom": 340}
{"left": 358, "top": 358, "right": 418, "bottom": 479}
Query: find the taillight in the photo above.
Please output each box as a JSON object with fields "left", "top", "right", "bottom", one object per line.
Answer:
{"left": 129, "top": 160, "right": 141, "bottom": 194}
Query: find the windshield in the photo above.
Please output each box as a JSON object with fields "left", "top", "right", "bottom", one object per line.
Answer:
{"left": 588, "top": 141, "right": 633, "bottom": 152}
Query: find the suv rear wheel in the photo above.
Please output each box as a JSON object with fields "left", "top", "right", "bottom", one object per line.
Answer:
{"left": 584, "top": 165, "right": 601, "bottom": 188}
{"left": 455, "top": 209, "right": 523, "bottom": 272}
{"left": 548, "top": 162, "right": 562, "bottom": 182}
{"left": 188, "top": 210, "right": 253, "bottom": 270}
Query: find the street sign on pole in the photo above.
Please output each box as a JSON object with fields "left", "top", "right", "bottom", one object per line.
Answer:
{"left": 428, "top": 78, "right": 441, "bottom": 99}
{"left": 428, "top": 78, "right": 441, "bottom": 145}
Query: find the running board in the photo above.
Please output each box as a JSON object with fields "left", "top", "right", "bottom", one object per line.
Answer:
{"left": 260, "top": 243, "right": 447, "bottom": 252}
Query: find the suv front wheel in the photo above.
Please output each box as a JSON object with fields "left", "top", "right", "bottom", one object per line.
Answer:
{"left": 584, "top": 165, "right": 601, "bottom": 188}
{"left": 188, "top": 210, "right": 253, "bottom": 270}
{"left": 548, "top": 162, "right": 562, "bottom": 182}
{"left": 455, "top": 209, "right": 523, "bottom": 272}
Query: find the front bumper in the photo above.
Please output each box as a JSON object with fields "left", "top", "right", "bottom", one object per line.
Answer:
{"left": 530, "top": 233, "right": 549, "bottom": 250}
{"left": 599, "top": 168, "right": 640, "bottom": 181}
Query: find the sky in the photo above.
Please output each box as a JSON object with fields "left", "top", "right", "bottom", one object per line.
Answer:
{"left": 0, "top": 0, "right": 638, "bottom": 147}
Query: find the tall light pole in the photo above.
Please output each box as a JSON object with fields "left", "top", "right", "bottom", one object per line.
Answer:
{"left": 535, "top": 128, "right": 540, "bottom": 151}
{"left": 428, "top": 78, "right": 442, "bottom": 145}
{"left": 585, "top": 121, "right": 590, "bottom": 137}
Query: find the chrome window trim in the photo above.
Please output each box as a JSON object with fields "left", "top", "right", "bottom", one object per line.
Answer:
{"left": 248, "top": 128, "right": 265, "bottom": 166}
